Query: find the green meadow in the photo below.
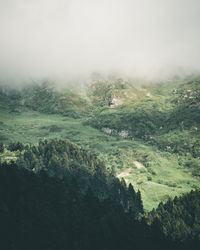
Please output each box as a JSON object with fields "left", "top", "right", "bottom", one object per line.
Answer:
{"left": 1, "top": 78, "right": 200, "bottom": 210}
{"left": 1, "top": 110, "right": 199, "bottom": 210}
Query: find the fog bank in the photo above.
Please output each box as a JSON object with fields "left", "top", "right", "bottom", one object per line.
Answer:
{"left": 0, "top": 0, "right": 200, "bottom": 85}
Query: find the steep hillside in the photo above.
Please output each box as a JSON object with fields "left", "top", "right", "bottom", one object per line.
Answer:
{"left": 86, "top": 78, "right": 200, "bottom": 160}
{"left": 1, "top": 161, "right": 198, "bottom": 250}
{"left": 148, "top": 189, "right": 200, "bottom": 242}
{"left": 1, "top": 77, "right": 200, "bottom": 210}
{"left": 0, "top": 83, "right": 90, "bottom": 118}
{"left": 0, "top": 139, "right": 144, "bottom": 215}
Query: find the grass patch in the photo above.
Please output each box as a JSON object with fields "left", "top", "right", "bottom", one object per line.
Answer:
{"left": 1, "top": 80, "right": 200, "bottom": 210}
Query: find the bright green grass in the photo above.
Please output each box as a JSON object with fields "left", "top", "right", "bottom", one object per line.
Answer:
{"left": 1, "top": 107, "right": 200, "bottom": 211}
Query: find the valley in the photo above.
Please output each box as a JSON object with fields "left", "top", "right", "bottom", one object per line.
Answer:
{"left": 1, "top": 77, "right": 200, "bottom": 211}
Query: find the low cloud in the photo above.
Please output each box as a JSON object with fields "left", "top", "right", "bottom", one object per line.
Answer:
{"left": 0, "top": 0, "right": 200, "bottom": 85}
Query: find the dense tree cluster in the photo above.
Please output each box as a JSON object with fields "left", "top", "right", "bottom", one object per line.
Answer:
{"left": 7, "top": 142, "right": 24, "bottom": 152}
{"left": 0, "top": 83, "right": 89, "bottom": 118}
{"left": 0, "top": 161, "right": 198, "bottom": 250}
{"left": 86, "top": 79, "right": 200, "bottom": 158}
{"left": 0, "top": 142, "right": 4, "bottom": 153}
{"left": 24, "top": 84, "right": 89, "bottom": 118}
{"left": 164, "top": 80, "right": 200, "bottom": 135}
{"left": 16, "top": 139, "right": 143, "bottom": 216}
{"left": 85, "top": 103, "right": 162, "bottom": 139}
{"left": 0, "top": 139, "right": 200, "bottom": 249}
{"left": 148, "top": 190, "right": 200, "bottom": 242}
{"left": 1, "top": 79, "right": 200, "bottom": 249}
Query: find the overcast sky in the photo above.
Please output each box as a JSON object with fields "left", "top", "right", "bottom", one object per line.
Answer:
{"left": 0, "top": 0, "right": 200, "bottom": 83}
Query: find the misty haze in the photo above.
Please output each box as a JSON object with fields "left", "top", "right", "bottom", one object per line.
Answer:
{"left": 0, "top": 0, "right": 200, "bottom": 84}
{"left": 0, "top": 1, "right": 200, "bottom": 250}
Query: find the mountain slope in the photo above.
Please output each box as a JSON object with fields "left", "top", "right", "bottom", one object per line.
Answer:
{"left": 1, "top": 77, "right": 200, "bottom": 210}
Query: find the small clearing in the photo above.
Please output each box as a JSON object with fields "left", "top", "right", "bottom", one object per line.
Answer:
{"left": 146, "top": 92, "right": 152, "bottom": 98}
{"left": 117, "top": 168, "right": 131, "bottom": 178}
{"left": 134, "top": 161, "right": 144, "bottom": 169}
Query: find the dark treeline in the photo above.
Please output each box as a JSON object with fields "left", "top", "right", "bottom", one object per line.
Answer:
{"left": 0, "top": 139, "right": 200, "bottom": 249}
{"left": 15, "top": 139, "right": 143, "bottom": 216}
{"left": 148, "top": 189, "right": 200, "bottom": 242}
{"left": 0, "top": 161, "right": 198, "bottom": 250}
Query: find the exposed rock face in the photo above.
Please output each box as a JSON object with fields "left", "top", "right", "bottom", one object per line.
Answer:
{"left": 110, "top": 97, "right": 123, "bottom": 108}
{"left": 118, "top": 130, "right": 129, "bottom": 138}
{"left": 101, "top": 127, "right": 129, "bottom": 138}
{"left": 102, "top": 127, "right": 113, "bottom": 135}
{"left": 146, "top": 92, "right": 152, "bottom": 98}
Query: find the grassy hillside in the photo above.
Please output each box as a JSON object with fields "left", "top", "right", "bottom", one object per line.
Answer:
{"left": 87, "top": 78, "right": 200, "bottom": 159}
{"left": 0, "top": 83, "right": 90, "bottom": 119}
{"left": 0, "top": 77, "right": 200, "bottom": 210}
